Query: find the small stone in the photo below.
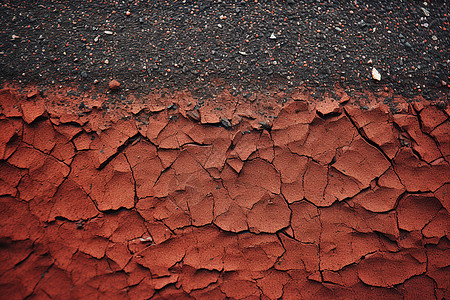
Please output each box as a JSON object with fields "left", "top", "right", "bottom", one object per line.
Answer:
{"left": 420, "top": 7, "right": 430, "bottom": 17}
{"left": 125, "top": 11, "right": 131, "bottom": 16}
{"left": 109, "top": 79, "right": 121, "bottom": 90}
{"left": 269, "top": 33, "right": 277, "bottom": 39}
{"left": 104, "top": 30, "right": 113, "bottom": 35}
{"left": 431, "top": 35, "right": 437, "bottom": 41}
{"left": 334, "top": 27, "right": 342, "bottom": 32}
{"left": 371, "top": 67, "right": 381, "bottom": 81}
{"left": 94, "top": 36, "right": 99, "bottom": 42}
{"left": 221, "top": 118, "right": 232, "bottom": 128}
{"left": 139, "top": 237, "right": 153, "bottom": 242}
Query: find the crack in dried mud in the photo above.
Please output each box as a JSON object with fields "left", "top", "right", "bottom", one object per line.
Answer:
{"left": 0, "top": 85, "right": 449, "bottom": 299}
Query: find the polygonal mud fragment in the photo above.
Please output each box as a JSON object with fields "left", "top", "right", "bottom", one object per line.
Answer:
{"left": 282, "top": 270, "right": 324, "bottom": 300}
{"left": 226, "top": 157, "right": 244, "bottom": 173}
{"left": 303, "top": 159, "right": 328, "bottom": 206}
{"left": 426, "top": 239, "right": 450, "bottom": 299}
{"left": 72, "top": 131, "right": 92, "bottom": 150}
{"left": 137, "top": 196, "right": 191, "bottom": 230}
{"left": 0, "top": 196, "right": 42, "bottom": 241}
{"left": 155, "top": 116, "right": 194, "bottom": 148}
{"left": 430, "top": 121, "right": 450, "bottom": 160}
{"left": 344, "top": 105, "right": 400, "bottom": 159}
{"left": 0, "top": 118, "right": 23, "bottom": 160}
{"left": 20, "top": 97, "right": 46, "bottom": 124}
{"left": 401, "top": 275, "right": 437, "bottom": 300}
{"left": 0, "top": 246, "right": 54, "bottom": 300}
{"left": 222, "top": 158, "right": 281, "bottom": 209}
{"left": 271, "top": 123, "right": 310, "bottom": 149}
{"left": 53, "top": 123, "right": 82, "bottom": 140}
{"left": 247, "top": 193, "right": 291, "bottom": 233}
{"left": 393, "top": 148, "right": 450, "bottom": 192}
{"left": 0, "top": 161, "right": 23, "bottom": 196}
{"left": 106, "top": 242, "right": 131, "bottom": 270}
{"left": 135, "top": 237, "right": 185, "bottom": 277}
{"left": 332, "top": 137, "right": 390, "bottom": 188}
{"left": 0, "top": 88, "right": 22, "bottom": 117}
{"left": 220, "top": 273, "right": 260, "bottom": 299}
{"left": 434, "top": 183, "right": 449, "bottom": 212}
{"left": 33, "top": 266, "right": 73, "bottom": 300}
{"left": 127, "top": 277, "right": 155, "bottom": 300}
{"left": 213, "top": 188, "right": 248, "bottom": 232}
{"left": 43, "top": 221, "right": 107, "bottom": 265}
{"left": 422, "top": 208, "right": 449, "bottom": 239}
{"left": 256, "top": 270, "right": 290, "bottom": 299}
{"left": 296, "top": 114, "right": 358, "bottom": 164}
{"left": 324, "top": 167, "right": 362, "bottom": 204}
{"left": 257, "top": 131, "right": 274, "bottom": 162}
{"left": 350, "top": 167, "right": 405, "bottom": 212}
{"left": 322, "top": 264, "right": 359, "bottom": 287}
{"left": 89, "top": 119, "right": 138, "bottom": 167}
{"left": 10, "top": 145, "right": 70, "bottom": 203}
{"left": 272, "top": 101, "right": 315, "bottom": 130}
{"left": 315, "top": 97, "right": 341, "bottom": 115}
{"left": 394, "top": 114, "right": 442, "bottom": 163}
{"left": 183, "top": 227, "right": 284, "bottom": 273}
{"left": 323, "top": 265, "right": 403, "bottom": 299}
{"left": 50, "top": 134, "right": 76, "bottom": 164}
{"left": 419, "top": 105, "right": 448, "bottom": 133}
{"left": 178, "top": 266, "right": 220, "bottom": 293}
{"left": 397, "top": 194, "right": 442, "bottom": 231}
{"left": 273, "top": 147, "right": 308, "bottom": 184}
{"left": 70, "top": 151, "right": 135, "bottom": 211}
{"left": 275, "top": 233, "right": 319, "bottom": 273}
{"left": 124, "top": 139, "right": 162, "bottom": 198}
{"left": 357, "top": 250, "right": 427, "bottom": 287}
{"left": 50, "top": 179, "right": 99, "bottom": 221}
{"left": 290, "top": 201, "right": 321, "bottom": 244}
{"left": 0, "top": 240, "right": 34, "bottom": 275}
{"left": 319, "top": 202, "right": 385, "bottom": 271}
{"left": 85, "top": 272, "right": 130, "bottom": 297}
{"left": 232, "top": 130, "right": 259, "bottom": 161}
{"left": 153, "top": 150, "right": 218, "bottom": 226}
{"left": 190, "top": 284, "right": 227, "bottom": 299}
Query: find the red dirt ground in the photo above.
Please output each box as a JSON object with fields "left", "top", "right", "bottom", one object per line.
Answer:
{"left": 0, "top": 84, "right": 449, "bottom": 299}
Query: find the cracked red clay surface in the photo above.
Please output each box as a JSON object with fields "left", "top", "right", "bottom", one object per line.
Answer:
{"left": 0, "top": 84, "right": 449, "bottom": 299}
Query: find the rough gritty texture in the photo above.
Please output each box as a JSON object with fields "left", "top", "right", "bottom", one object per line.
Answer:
{"left": 0, "top": 0, "right": 448, "bottom": 100}
{"left": 0, "top": 86, "right": 449, "bottom": 299}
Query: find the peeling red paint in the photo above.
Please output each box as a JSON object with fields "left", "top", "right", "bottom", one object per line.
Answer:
{"left": 0, "top": 86, "right": 449, "bottom": 299}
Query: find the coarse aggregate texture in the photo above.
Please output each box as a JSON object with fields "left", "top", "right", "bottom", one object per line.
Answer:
{"left": 0, "top": 0, "right": 448, "bottom": 100}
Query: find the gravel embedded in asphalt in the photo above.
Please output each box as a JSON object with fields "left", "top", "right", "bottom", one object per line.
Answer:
{"left": 0, "top": 0, "right": 448, "bottom": 100}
